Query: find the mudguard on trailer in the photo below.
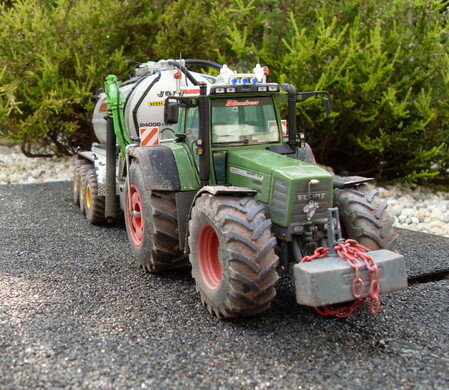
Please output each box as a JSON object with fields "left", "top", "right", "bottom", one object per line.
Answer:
{"left": 77, "top": 146, "right": 112, "bottom": 196}
{"left": 128, "top": 145, "right": 181, "bottom": 191}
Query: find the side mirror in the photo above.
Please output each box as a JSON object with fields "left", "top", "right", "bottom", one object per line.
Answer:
{"left": 164, "top": 101, "right": 179, "bottom": 124}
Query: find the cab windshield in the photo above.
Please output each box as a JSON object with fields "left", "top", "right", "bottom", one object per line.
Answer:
{"left": 211, "top": 96, "right": 280, "bottom": 145}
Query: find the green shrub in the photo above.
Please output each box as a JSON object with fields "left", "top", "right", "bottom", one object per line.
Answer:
{"left": 220, "top": 0, "right": 449, "bottom": 183}
{"left": 0, "top": 0, "right": 448, "bottom": 185}
{"left": 0, "top": 0, "right": 161, "bottom": 155}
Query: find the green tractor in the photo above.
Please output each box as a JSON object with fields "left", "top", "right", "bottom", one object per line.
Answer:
{"left": 73, "top": 59, "right": 407, "bottom": 318}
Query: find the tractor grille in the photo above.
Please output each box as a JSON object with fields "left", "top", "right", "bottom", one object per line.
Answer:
{"left": 269, "top": 177, "right": 332, "bottom": 226}
{"left": 270, "top": 177, "right": 289, "bottom": 223}
{"left": 292, "top": 180, "right": 331, "bottom": 223}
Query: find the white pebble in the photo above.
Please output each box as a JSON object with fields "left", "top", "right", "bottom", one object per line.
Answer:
{"left": 1, "top": 146, "right": 448, "bottom": 238}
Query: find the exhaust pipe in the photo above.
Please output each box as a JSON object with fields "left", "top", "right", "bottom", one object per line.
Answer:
{"left": 282, "top": 83, "right": 297, "bottom": 150}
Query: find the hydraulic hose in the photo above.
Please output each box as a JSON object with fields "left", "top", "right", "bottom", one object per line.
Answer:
{"left": 132, "top": 70, "right": 161, "bottom": 132}
{"left": 105, "top": 113, "right": 118, "bottom": 222}
{"left": 167, "top": 61, "right": 199, "bottom": 85}
{"left": 184, "top": 59, "right": 223, "bottom": 71}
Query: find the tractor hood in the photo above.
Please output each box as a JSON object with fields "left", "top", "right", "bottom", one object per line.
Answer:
{"left": 227, "top": 149, "right": 333, "bottom": 227}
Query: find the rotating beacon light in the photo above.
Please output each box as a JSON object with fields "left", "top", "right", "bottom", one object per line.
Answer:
{"left": 173, "top": 70, "right": 182, "bottom": 92}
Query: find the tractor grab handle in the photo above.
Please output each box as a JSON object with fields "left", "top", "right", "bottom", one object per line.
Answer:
{"left": 294, "top": 249, "right": 407, "bottom": 307}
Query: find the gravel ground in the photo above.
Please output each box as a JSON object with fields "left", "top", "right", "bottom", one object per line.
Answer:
{"left": 0, "top": 182, "right": 448, "bottom": 389}
{"left": 1, "top": 145, "right": 448, "bottom": 237}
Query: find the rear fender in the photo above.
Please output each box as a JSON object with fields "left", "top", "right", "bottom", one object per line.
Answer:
{"left": 332, "top": 175, "right": 374, "bottom": 188}
{"left": 127, "top": 145, "right": 181, "bottom": 191}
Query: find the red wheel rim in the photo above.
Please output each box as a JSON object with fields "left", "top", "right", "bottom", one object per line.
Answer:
{"left": 127, "top": 184, "right": 144, "bottom": 246}
{"left": 198, "top": 225, "right": 222, "bottom": 289}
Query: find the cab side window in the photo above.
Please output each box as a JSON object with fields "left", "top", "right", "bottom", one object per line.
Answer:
{"left": 185, "top": 107, "right": 199, "bottom": 146}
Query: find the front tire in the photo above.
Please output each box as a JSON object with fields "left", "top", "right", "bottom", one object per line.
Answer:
{"left": 124, "top": 162, "right": 187, "bottom": 272}
{"left": 334, "top": 184, "right": 398, "bottom": 250}
{"left": 188, "top": 194, "right": 279, "bottom": 318}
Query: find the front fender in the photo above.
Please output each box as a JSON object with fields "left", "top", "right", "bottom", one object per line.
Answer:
{"left": 181, "top": 185, "right": 258, "bottom": 254}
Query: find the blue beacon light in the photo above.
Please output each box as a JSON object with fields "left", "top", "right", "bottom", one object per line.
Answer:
{"left": 231, "top": 78, "right": 238, "bottom": 85}
{"left": 241, "top": 78, "right": 249, "bottom": 84}
{"left": 251, "top": 78, "right": 258, "bottom": 84}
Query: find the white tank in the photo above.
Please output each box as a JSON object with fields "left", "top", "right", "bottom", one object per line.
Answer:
{"left": 91, "top": 93, "right": 109, "bottom": 144}
{"left": 92, "top": 60, "right": 213, "bottom": 144}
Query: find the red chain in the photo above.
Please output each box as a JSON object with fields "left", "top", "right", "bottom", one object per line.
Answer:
{"left": 300, "top": 239, "right": 381, "bottom": 318}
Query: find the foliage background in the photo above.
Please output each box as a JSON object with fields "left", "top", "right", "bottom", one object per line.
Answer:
{"left": 0, "top": 0, "right": 448, "bottom": 184}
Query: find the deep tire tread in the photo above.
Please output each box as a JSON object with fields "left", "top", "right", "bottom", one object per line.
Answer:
{"left": 84, "top": 167, "right": 106, "bottom": 225}
{"left": 125, "top": 164, "right": 188, "bottom": 272}
{"left": 335, "top": 184, "right": 398, "bottom": 251}
{"left": 73, "top": 159, "right": 90, "bottom": 206}
{"left": 189, "top": 194, "right": 279, "bottom": 318}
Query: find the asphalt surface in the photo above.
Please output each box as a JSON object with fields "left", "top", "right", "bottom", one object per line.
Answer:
{"left": 0, "top": 182, "right": 448, "bottom": 389}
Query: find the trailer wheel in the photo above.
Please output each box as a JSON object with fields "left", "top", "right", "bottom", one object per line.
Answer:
{"left": 72, "top": 159, "right": 88, "bottom": 206}
{"left": 83, "top": 167, "right": 106, "bottom": 225}
{"left": 334, "top": 184, "right": 398, "bottom": 250}
{"left": 124, "top": 163, "right": 187, "bottom": 272}
{"left": 188, "top": 194, "right": 279, "bottom": 318}
{"left": 79, "top": 164, "right": 92, "bottom": 214}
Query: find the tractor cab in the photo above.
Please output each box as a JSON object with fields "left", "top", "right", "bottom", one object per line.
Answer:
{"left": 164, "top": 64, "right": 333, "bottom": 202}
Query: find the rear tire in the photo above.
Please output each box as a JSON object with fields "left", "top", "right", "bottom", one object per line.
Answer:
{"left": 83, "top": 167, "right": 106, "bottom": 225}
{"left": 79, "top": 164, "right": 92, "bottom": 215}
{"left": 124, "top": 163, "right": 188, "bottom": 272}
{"left": 297, "top": 143, "right": 316, "bottom": 164}
{"left": 73, "top": 159, "right": 89, "bottom": 206}
{"left": 334, "top": 184, "right": 398, "bottom": 250}
{"left": 188, "top": 194, "right": 279, "bottom": 318}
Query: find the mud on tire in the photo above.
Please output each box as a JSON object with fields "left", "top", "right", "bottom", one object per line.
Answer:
{"left": 334, "top": 184, "right": 398, "bottom": 251}
{"left": 73, "top": 159, "right": 89, "bottom": 206}
{"left": 188, "top": 194, "right": 279, "bottom": 319}
{"left": 124, "top": 163, "right": 188, "bottom": 272}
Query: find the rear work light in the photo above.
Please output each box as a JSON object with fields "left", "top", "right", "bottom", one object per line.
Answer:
{"left": 257, "top": 86, "right": 268, "bottom": 92}
{"left": 215, "top": 87, "right": 225, "bottom": 93}
{"left": 268, "top": 85, "right": 278, "bottom": 92}
{"left": 226, "top": 87, "right": 236, "bottom": 93}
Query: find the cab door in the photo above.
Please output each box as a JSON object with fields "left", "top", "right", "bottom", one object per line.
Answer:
{"left": 184, "top": 107, "right": 200, "bottom": 171}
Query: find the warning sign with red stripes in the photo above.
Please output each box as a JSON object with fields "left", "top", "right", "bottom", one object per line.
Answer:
{"left": 139, "top": 127, "right": 159, "bottom": 146}
{"left": 281, "top": 119, "right": 287, "bottom": 136}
